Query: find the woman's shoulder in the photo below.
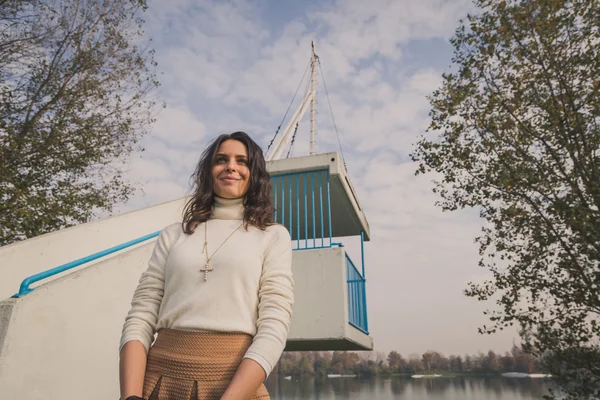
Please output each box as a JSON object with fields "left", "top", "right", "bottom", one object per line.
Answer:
{"left": 264, "top": 223, "right": 292, "bottom": 240}
{"left": 161, "top": 222, "right": 186, "bottom": 240}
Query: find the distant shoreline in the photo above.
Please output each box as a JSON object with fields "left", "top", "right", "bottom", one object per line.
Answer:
{"left": 392, "top": 372, "right": 491, "bottom": 377}
{"left": 388, "top": 372, "right": 552, "bottom": 379}
{"left": 278, "top": 371, "right": 553, "bottom": 380}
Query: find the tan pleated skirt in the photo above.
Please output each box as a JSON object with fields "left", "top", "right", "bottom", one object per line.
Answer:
{"left": 143, "top": 329, "right": 270, "bottom": 400}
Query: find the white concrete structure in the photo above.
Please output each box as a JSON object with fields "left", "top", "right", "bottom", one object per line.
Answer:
{"left": 0, "top": 243, "right": 154, "bottom": 400}
{"left": 286, "top": 246, "right": 372, "bottom": 351}
{"left": 267, "top": 152, "right": 372, "bottom": 349}
{"left": 268, "top": 152, "right": 370, "bottom": 241}
{"left": 0, "top": 243, "right": 372, "bottom": 400}
{"left": 0, "top": 198, "right": 185, "bottom": 301}
{"left": 0, "top": 152, "right": 373, "bottom": 399}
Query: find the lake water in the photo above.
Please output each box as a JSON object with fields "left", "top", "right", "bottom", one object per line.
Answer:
{"left": 264, "top": 376, "right": 555, "bottom": 399}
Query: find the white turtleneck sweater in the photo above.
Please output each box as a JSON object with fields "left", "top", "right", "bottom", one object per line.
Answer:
{"left": 119, "top": 197, "right": 294, "bottom": 377}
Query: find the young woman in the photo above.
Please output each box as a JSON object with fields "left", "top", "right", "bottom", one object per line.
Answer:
{"left": 119, "top": 131, "right": 294, "bottom": 400}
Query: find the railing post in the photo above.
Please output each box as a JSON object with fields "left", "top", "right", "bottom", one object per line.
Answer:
{"left": 295, "top": 173, "right": 300, "bottom": 247}
{"left": 360, "top": 230, "right": 366, "bottom": 278}
{"left": 274, "top": 177, "right": 278, "bottom": 223}
{"left": 311, "top": 172, "right": 316, "bottom": 249}
{"left": 326, "top": 172, "right": 332, "bottom": 247}
{"left": 281, "top": 176, "right": 285, "bottom": 228}
{"left": 290, "top": 174, "right": 294, "bottom": 245}
{"left": 319, "top": 172, "right": 324, "bottom": 247}
{"left": 303, "top": 173, "right": 308, "bottom": 249}
{"left": 360, "top": 230, "right": 369, "bottom": 333}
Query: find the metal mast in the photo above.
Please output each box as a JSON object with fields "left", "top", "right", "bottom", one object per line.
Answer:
{"left": 309, "top": 41, "right": 317, "bottom": 155}
{"left": 267, "top": 41, "right": 318, "bottom": 161}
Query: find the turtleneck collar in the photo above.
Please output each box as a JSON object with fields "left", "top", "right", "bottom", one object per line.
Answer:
{"left": 211, "top": 196, "right": 245, "bottom": 220}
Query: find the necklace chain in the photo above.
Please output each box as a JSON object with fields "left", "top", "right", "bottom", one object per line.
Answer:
{"left": 200, "top": 220, "right": 243, "bottom": 281}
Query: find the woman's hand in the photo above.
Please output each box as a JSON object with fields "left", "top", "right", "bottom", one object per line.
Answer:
{"left": 120, "top": 340, "right": 148, "bottom": 400}
{"left": 220, "top": 358, "right": 266, "bottom": 400}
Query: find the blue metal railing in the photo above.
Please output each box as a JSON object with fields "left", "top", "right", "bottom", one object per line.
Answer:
{"left": 12, "top": 231, "right": 160, "bottom": 298}
{"left": 346, "top": 253, "right": 369, "bottom": 334}
{"left": 271, "top": 169, "right": 333, "bottom": 250}
{"left": 272, "top": 169, "right": 370, "bottom": 332}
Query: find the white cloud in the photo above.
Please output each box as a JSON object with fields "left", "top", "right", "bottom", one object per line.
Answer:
{"left": 110, "top": 0, "right": 521, "bottom": 356}
{"left": 151, "top": 106, "right": 207, "bottom": 146}
{"left": 142, "top": 180, "right": 188, "bottom": 203}
{"left": 127, "top": 156, "right": 171, "bottom": 183}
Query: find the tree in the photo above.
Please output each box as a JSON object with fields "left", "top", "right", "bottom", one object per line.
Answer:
{"left": 296, "top": 355, "right": 314, "bottom": 377}
{"left": 387, "top": 351, "right": 404, "bottom": 372}
{"left": 464, "top": 355, "right": 473, "bottom": 371}
{"left": 449, "top": 355, "right": 464, "bottom": 372}
{"left": 411, "top": 1, "right": 600, "bottom": 398}
{"left": 312, "top": 352, "right": 330, "bottom": 379}
{"left": 422, "top": 352, "right": 433, "bottom": 372}
{"left": 406, "top": 355, "right": 424, "bottom": 373}
{"left": 375, "top": 351, "right": 386, "bottom": 366}
{"left": 421, "top": 351, "right": 448, "bottom": 371}
{"left": 277, "top": 358, "right": 295, "bottom": 377}
{"left": 500, "top": 352, "right": 516, "bottom": 372}
{"left": 355, "top": 359, "right": 378, "bottom": 378}
{"left": 485, "top": 350, "right": 501, "bottom": 373}
{"left": 0, "top": 0, "right": 161, "bottom": 245}
{"left": 472, "top": 353, "right": 486, "bottom": 372}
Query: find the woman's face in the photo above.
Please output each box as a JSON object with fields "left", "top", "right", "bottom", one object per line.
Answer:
{"left": 211, "top": 139, "right": 250, "bottom": 199}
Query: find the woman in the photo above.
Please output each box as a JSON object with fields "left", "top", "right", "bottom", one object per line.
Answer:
{"left": 119, "top": 131, "right": 294, "bottom": 400}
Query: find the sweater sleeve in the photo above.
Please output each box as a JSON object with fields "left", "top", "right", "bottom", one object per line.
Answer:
{"left": 243, "top": 224, "right": 294, "bottom": 377}
{"left": 119, "top": 223, "right": 181, "bottom": 353}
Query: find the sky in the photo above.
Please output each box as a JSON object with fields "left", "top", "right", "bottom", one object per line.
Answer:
{"left": 115, "top": 0, "right": 520, "bottom": 358}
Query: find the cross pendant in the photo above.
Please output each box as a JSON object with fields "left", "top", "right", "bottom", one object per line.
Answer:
{"left": 200, "top": 262, "right": 214, "bottom": 281}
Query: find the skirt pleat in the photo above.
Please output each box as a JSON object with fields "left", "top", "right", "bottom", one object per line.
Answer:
{"left": 142, "top": 329, "right": 270, "bottom": 400}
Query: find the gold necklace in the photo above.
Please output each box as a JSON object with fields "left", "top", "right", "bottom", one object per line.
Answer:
{"left": 200, "top": 220, "right": 243, "bottom": 281}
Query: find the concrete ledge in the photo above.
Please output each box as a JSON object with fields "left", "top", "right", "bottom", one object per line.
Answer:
{"left": 286, "top": 332, "right": 374, "bottom": 351}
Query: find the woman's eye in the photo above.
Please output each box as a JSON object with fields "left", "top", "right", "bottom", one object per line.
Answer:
{"left": 216, "top": 157, "right": 226, "bottom": 163}
{"left": 238, "top": 159, "right": 248, "bottom": 165}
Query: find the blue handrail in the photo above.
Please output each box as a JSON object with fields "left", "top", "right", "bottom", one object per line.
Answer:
{"left": 346, "top": 253, "right": 369, "bottom": 334}
{"left": 12, "top": 231, "right": 161, "bottom": 298}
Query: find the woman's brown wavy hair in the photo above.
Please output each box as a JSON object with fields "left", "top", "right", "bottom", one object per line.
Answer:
{"left": 182, "top": 131, "right": 274, "bottom": 234}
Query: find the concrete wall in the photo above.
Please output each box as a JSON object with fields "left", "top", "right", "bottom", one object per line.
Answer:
{"left": 0, "top": 197, "right": 186, "bottom": 301}
{"left": 0, "top": 245, "right": 371, "bottom": 400}
{"left": 0, "top": 190, "right": 373, "bottom": 399}
{"left": 287, "top": 247, "right": 347, "bottom": 340}
{"left": 286, "top": 247, "right": 373, "bottom": 351}
{"left": 0, "top": 243, "right": 154, "bottom": 400}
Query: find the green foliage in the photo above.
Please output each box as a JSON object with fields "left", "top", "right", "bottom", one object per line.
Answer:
{"left": 274, "top": 347, "right": 541, "bottom": 378}
{"left": 387, "top": 350, "right": 405, "bottom": 372}
{"left": 355, "top": 360, "right": 378, "bottom": 378}
{"left": 411, "top": 0, "right": 600, "bottom": 398}
{"left": 313, "top": 355, "right": 330, "bottom": 379}
{"left": 0, "top": 0, "right": 162, "bottom": 245}
{"left": 296, "top": 355, "right": 315, "bottom": 377}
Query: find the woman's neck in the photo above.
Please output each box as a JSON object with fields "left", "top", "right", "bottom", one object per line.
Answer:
{"left": 211, "top": 196, "right": 244, "bottom": 220}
